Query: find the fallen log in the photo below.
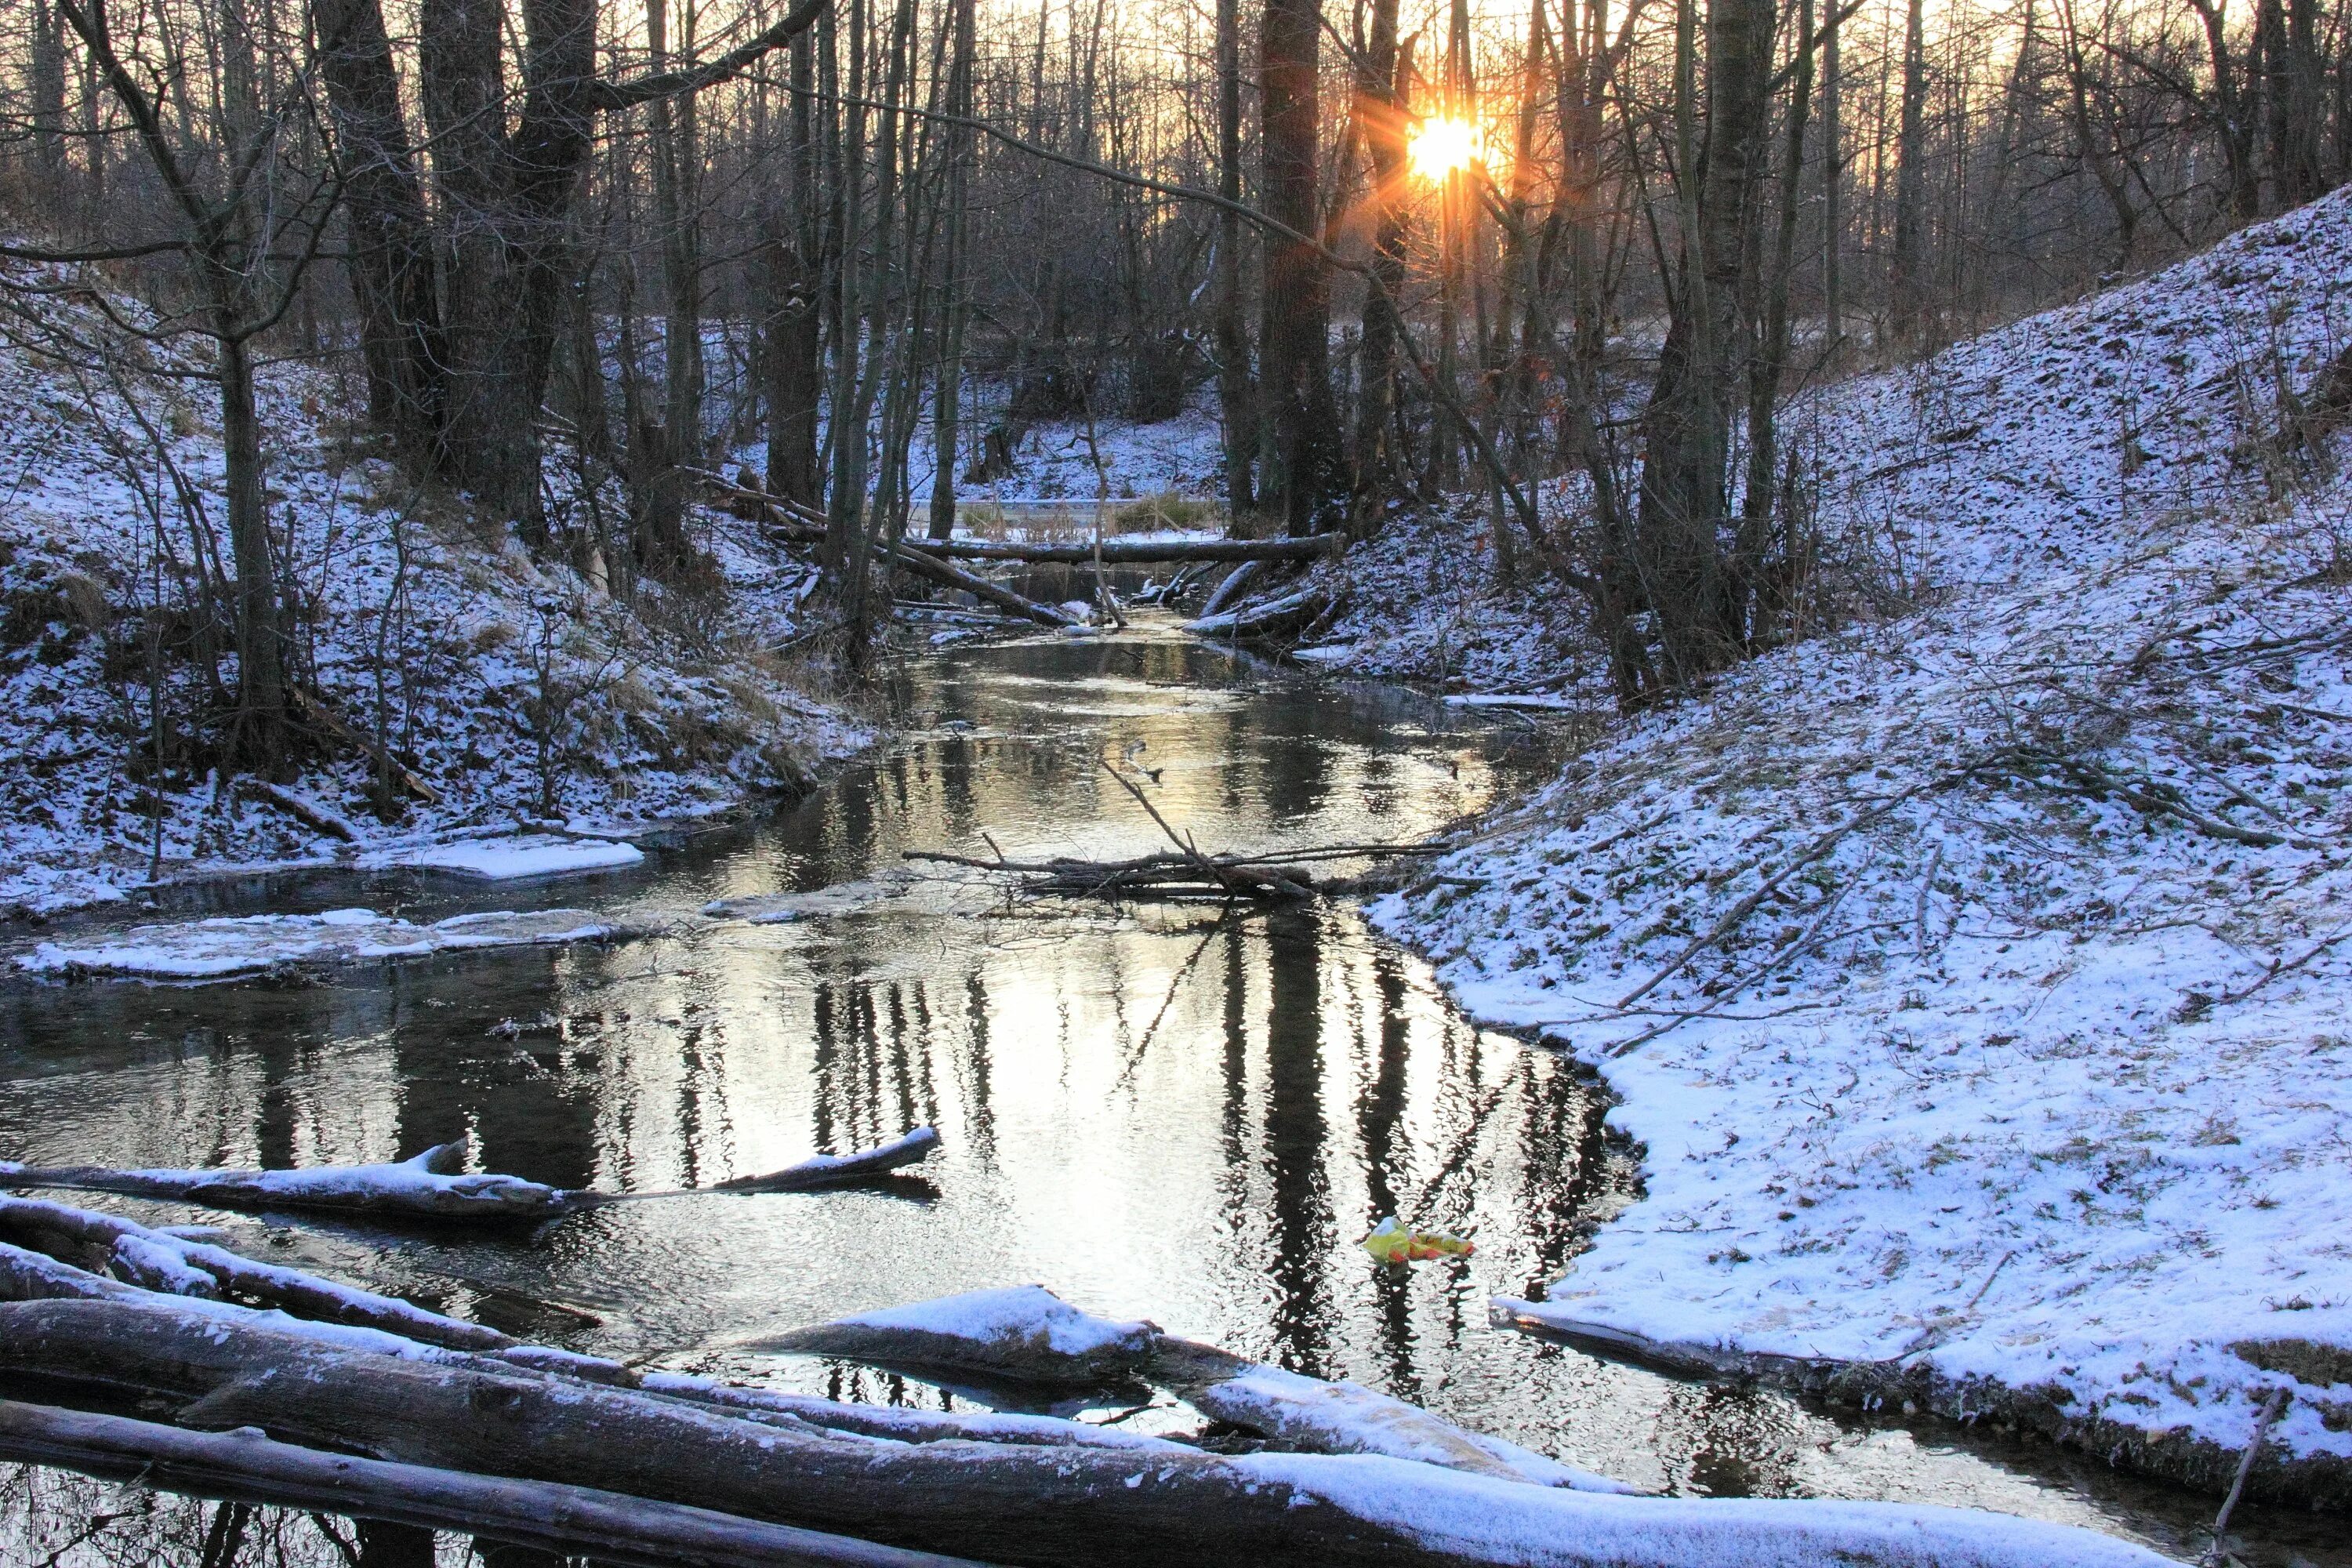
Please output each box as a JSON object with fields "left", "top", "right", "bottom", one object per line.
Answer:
{"left": 0, "top": 1399, "right": 976, "bottom": 1568}
{"left": 882, "top": 540, "right": 1080, "bottom": 628}
{"left": 681, "top": 469, "right": 1078, "bottom": 630}
{"left": 747, "top": 1284, "right": 1161, "bottom": 1388}
{"left": 705, "top": 1127, "right": 942, "bottom": 1192}
{"left": 2, "top": 1127, "right": 940, "bottom": 1222}
{"left": 906, "top": 848, "right": 1326, "bottom": 901}
{"left": 0, "top": 1138, "right": 561, "bottom": 1221}
{"left": 0, "top": 1201, "right": 515, "bottom": 1352}
{"left": 912, "top": 536, "right": 1340, "bottom": 565}
{"left": 1183, "top": 586, "right": 1336, "bottom": 641}
{"left": 0, "top": 1298, "right": 2177, "bottom": 1568}
{"left": 756, "top": 1286, "right": 1628, "bottom": 1492}
{"left": 0, "top": 1233, "right": 1182, "bottom": 1462}
{"left": 1150, "top": 1338, "right": 1635, "bottom": 1493}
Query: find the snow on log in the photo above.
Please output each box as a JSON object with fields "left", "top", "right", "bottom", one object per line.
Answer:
{"left": 16, "top": 907, "right": 628, "bottom": 982}
{"left": 0, "top": 1299, "right": 2180, "bottom": 1568}
{"left": 1150, "top": 1338, "right": 1638, "bottom": 1494}
{"left": 0, "top": 1196, "right": 516, "bottom": 1349}
{"left": 764, "top": 1287, "right": 1632, "bottom": 1493}
{"left": 706, "top": 1127, "right": 941, "bottom": 1192}
{"left": 0, "top": 1399, "right": 980, "bottom": 1568}
{"left": 637, "top": 1374, "right": 1193, "bottom": 1454}
{"left": 750, "top": 1283, "right": 1160, "bottom": 1386}
{"left": 1, "top": 1137, "right": 564, "bottom": 1223}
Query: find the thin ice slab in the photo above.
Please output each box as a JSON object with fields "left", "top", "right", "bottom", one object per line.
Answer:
{"left": 17, "top": 907, "right": 624, "bottom": 982}
{"left": 360, "top": 834, "right": 645, "bottom": 880}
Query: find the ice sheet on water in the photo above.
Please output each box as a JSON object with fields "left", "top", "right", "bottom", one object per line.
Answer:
{"left": 358, "top": 834, "right": 645, "bottom": 880}
{"left": 17, "top": 906, "right": 624, "bottom": 981}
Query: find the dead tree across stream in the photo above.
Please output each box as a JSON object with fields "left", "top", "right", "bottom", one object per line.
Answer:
{"left": 906, "top": 758, "right": 1446, "bottom": 901}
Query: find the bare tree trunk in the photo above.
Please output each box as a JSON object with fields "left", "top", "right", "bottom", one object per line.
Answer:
{"left": 1888, "top": 0, "right": 1927, "bottom": 343}
{"left": 1821, "top": 2, "right": 1842, "bottom": 354}
{"left": 1738, "top": 0, "right": 1813, "bottom": 637}
{"left": 2185, "top": 0, "right": 2261, "bottom": 223}
{"left": 28, "top": 0, "right": 66, "bottom": 197}
{"left": 765, "top": 30, "right": 825, "bottom": 510}
{"left": 311, "top": 0, "right": 444, "bottom": 468}
{"left": 648, "top": 0, "right": 706, "bottom": 492}
{"left": 1259, "top": 0, "right": 1338, "bottom": 534}
{"left": 1351, "top": 0, "right": 1407, "bottom": 524}
{"left": 1632, "top": 0, "right": 1776, "bottom": 687}
{"left": 1214, "top": 0, "right": 1257, "bottom": 517}
{"left": 926, "top": 0, "right": 975, "bottom": 541}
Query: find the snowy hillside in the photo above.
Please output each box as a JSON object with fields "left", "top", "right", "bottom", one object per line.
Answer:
{"left": 0, "top": 280, "right": 868, "bottom": 920}
{"left": 1368, "top": 188, "right": 2352, "bottom": 1504}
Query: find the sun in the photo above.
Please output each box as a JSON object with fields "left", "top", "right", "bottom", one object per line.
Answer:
{"left": 1408, "top": 115, "right": 1487, "bottom": 183}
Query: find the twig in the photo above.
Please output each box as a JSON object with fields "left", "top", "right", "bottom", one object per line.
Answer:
{"left": 2216, "top": 917, "right": 2352, "bottom": 1007}
{"left": 1913, "top": 843, "right": 1944, "bottom": 958}
{"left": 1615, "top": 794, "right": 1915, "bottom": 1010}
{"left": 2205, "top": 1387, "right": 2290, "bottom": 1565}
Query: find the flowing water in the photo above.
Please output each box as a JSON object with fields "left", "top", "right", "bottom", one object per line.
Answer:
{"left": 0, "top": 620, "right": 2339, "bottom": 1566}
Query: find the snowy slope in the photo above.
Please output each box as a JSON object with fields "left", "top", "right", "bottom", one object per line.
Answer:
{"left": 1367, "top": 188, "right": 2352, "bottom": 1504}
{"left": 0, "top": 275, "right": 868, "bottom": 919}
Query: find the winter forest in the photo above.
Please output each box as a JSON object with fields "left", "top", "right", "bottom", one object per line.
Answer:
{"left": 2, "top": 0, "right": 2352, "bottom": 1560}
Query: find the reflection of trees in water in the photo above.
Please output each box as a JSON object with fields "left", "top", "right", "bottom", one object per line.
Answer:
{"left": 809, "top": 964, "right": 944, "bottom": 1155}
{"left": 1261, "top": 906, "right": 1333, "bottom": 1379}
{"left": 2, "top": 1468, "right": 619, "bottom": 1566}
{"left": 3, "top": 1469, "right": 358, "bottom": 1566}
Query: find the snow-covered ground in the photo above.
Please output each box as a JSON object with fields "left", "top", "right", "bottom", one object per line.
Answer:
{"left": 1357, "top": 189, "right": 2352, "bottom": 1502}
{"left": 0, "top": 278, "right": 869, "bottom": 920}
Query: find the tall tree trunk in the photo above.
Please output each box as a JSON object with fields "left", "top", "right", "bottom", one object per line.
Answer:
{"left": 311, "top": 0, "right": 444, "bottom": 468}
{"left": 1821, "top": 2, "right": 1842, "bottom": 353}
{"left": 1632, "top": 0, "right": 1777, "bottom": 687}
{"left": 218, "top": 328, "right": 289, "bottom": 765}
{"left": 1214, "top": 0, "right": 1257, "bottom": 517}
{"left": 926, "top": 0, "right": 975, "bottom": 540}
{"left": 2187, "top": 0, "right": 2261, "bottom": 223}
{"left": 766, "top": 29, "right": 825, "bottom": 510}
{"left": 1739, "top": 0, "right": 1813, "bottom": 637}
{"left": 1259, "top": 0, "right": 1338, "bottom": 534}
{"left": 648, "top": 0, "right": 706, "bottom": 492}
{"left": 419, "top": 0, "right": 533, "bottom": 526}
{"left": 1352, "top": 0, "right": 1408, "bottom": 523}
{"left": 1888, "top": 0, "right": 1928, "bottom": 343}
{"left": 29, "top": 0, "right": 67, "bottom": 197}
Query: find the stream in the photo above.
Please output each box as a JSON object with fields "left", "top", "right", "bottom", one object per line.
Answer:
{"left": 0, "top": 619, "right": 2339, "bottom": 1566}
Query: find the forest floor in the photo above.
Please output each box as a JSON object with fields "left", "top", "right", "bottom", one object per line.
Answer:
{"left": 0, "top": 282, "right": 869, "bottom": 922}
{"left": 1336, "top": 187, "right": 2352, "bottom": 1504}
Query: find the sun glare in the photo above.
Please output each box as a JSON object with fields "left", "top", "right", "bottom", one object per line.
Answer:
{"left": 1408, "top": 115, "right": 1486, "bottom": 183}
